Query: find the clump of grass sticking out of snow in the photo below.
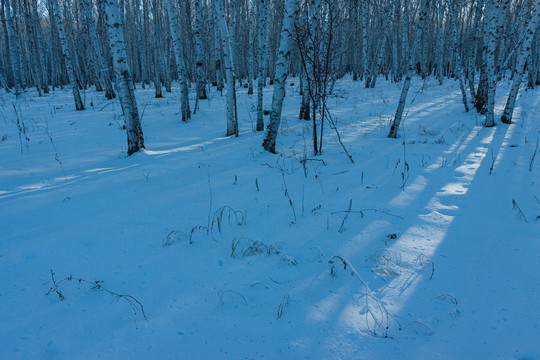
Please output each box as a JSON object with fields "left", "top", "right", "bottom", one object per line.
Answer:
{"left": 211, "top": 206, "right": 247, "bottom": 239}
{"left": 162, "top": 225, "right": 209, "bottom": 246}
{"left": 369, "top": 248, "right": 434, "bottom": 278}
{"left": 329, "top": 256, "right": 401, "bottom": 338}
{"left": 230, "top": 238, "right": 297, "bottom": 266}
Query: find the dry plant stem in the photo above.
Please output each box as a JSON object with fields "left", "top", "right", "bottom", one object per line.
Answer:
{"left": 437, "top": 293, "right": 458, "bottom": 304}
{"left": 299, "top": 158, "right": 327, "bottom": 166}
{"left": 322, "top": 102, "right": 354, "bottom": 163}
{"left": 328, "top": 256, "right": 401, "bottom": 337}
{"left": 331, "top": 208, "right": 403, "bottom": 219}
{"left": 489, "top": 147, "right": 495, "bottom": 174}
{"left": 46, "top": 270, "right": 147, "bottom": 320}
{"left": 162, "top": 225, "right": 209, "bottom": 246}
{"left": 45, "top": 117, "right": 66, "bottom": 178}
{"left": 218, "top": 290, "right": 247, "bottom": 306}
{"left": 13, "top": 105, "right": 29, "bottom": 154}
{"left": 211, "top": 206, "right": 247, "bottom": 238}
{"left": 512, "top": 199, "right": 528, "bottom": 223}
{"left": 339, "top": 199, "right": 353, "bottom": 233}
{"left": 277, "top": 294, "right": 291, "bottom": 319}
{"left": 207, "top": 172, "right": 213, "bottom": 232}
{"left": 530, "top": 139, "right": 538, "bottom": 172}
{"left": 281, "top": 170, "right": 297, "bottom": 223}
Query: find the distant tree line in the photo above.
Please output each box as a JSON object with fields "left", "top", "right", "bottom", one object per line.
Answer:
{"left": 1, "top": 0, "right": 538, "bottom": 155}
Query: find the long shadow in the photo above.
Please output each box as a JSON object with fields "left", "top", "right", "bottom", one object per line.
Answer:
{"left": 328, "top": 118, "right": 527, "bottom": 358}
{"left": 371, "top": 119, "right": 538, "bottom": 359}
{"left": 280, "top": 117, "right": 519, "bottom": 358}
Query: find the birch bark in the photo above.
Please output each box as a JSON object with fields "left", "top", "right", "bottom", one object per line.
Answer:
{"left": 388, "top": 0, "right": 430, "bottom": 138}
{"left": 256, "top": 0, "right": 268, "bottom": 131}
{"left": 484, "top": 0, "right": 502, "bottom": 127}
{"left": 194, "top": 0, "right": 207, "bottom": 99}
{"left": 501, "top": 0, "right": 540, "bottom": 123}
{"left": 81, "top": 0, "right": 115, "bottom": 99}
{"left": 165, "top": 0, "right": 191, "bottom": 121}
{"left": 104, "top": 0, "right": 145, "bottom": 155}
{"left": 446, "top": 0, "right": 470, "bottom": 112}
{"left": 299, "top": 0, "right": 322, "bottom": 120}
{"left": 262, "top": 0, "right": 298, "bottom": 153}
{"left": 215, "top": 0, "right": 238, "bottom": 136}
{"left": 3, "top": 0, "right": 22, "bottom": 97}
{"left": 50, "top": 0, "right": 85, "bottom": 110}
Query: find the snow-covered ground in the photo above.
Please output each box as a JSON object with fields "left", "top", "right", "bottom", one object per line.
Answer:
{"left": 0, "top": 77, "right": 538, "bottom": 359}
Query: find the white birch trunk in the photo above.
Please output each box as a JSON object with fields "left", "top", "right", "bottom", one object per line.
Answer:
{"left": 4, "top": 0, "right": 22, "bottom": 97}
{"left": 352, "top": 3, "right": 360, "bottom": 80}
{"left": 13, "top": 0, "right": 27, "bottom": 89}
{"left": 104, "top": 0, "right": 145, "bottom": 155}
{"left": 388, "top": 0, "right": 430, "bottom": 138}
{"left": 436, "top": 0, "right": 445, "bottom": 84}
{"left": 23, "top": 0, "right": 43, "bottom": 96}
{"left": 300, "top": 0, "right": 322, "bottom": 120}
{"left": 361, "top": 0, "right": 369, "bottom": 86}
{"left": 445, "top": 0, "right": 470, "bottom": 112}
{"left": 469, "top": 0, "right": 484, "bottom": 107}
{"left": 262, "top": 0, "right": 298, "bottom": 153}
{"left": 214, "top": 26, "right": 224, "bottom": 91}
{"left": 256, "top": 0, "right": 268, "bottom": 131}
{"left": 194, "top": 0, "right": 207, "bottom": 99}
{"left": 153, "top": 0, "right": 163, "bottom": 98}
{"left": 247, "top": 7, "right": 255, "bottom": 95}
{"left": 484, "top": 0, "right": 500, "bottom": 127}
{"left": 501, "top": 0, "right": 540, "bottom": 123}
{"left": 371, "top": 0, "right": 396, "bottom": 88}
{"left": 165, "top": 0, "right": 191, "bottom": 122}
{"left": 391, "top": 5, "right": 399, "bottom": 82}
{"left": 50, "top": 0, "right": 84, "bottom": 110}
{"left": 401, "top": 0, "right": 410, "bottom": 78}
{"left": 215, "top": 0, "right": 237, "bottom": 136}
{"left": 81, "top": 0, "right": 115, "bottom": 99}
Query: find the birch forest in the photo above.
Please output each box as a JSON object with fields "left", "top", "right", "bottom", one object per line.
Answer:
{"left": 1, "top": 0, "right": 539, "bottom": 152}
{"left": 1, "top": 0, "right": 539, "bottom": 358}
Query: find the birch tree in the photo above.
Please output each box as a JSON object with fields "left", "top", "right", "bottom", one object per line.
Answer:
{"left": 436, "top": 0, "right": 445, "bottom": 85}
{"left": 104, "top": 0, "right": 144, "bottom": 155}
{"left": 165, "top": 0, "right": 190, "bottom": 122}
{"left": 484, "top": 0, "right": 502, "bottom": 127}
{"left": 23, "top": 0, "right": 43, "bottom": 96}
{"left": 446, "top": 0, "right": 470, "bottom": 112}
{"left": 299, "top": 0, "right": 322, "bottom": 121}
{"left": 214, "top": 26, "right": 224, "bottom": 91}
{"left": 152, "top": 0, "right": 163, "bottom": 98}
{"left": 256, "top": 0, "right": 268, "bottom": 131}
{"left": 194, "top": 0, "right": 206, "bottom": 99}
{"left": 370, "top": 0, "right": 396, "bottom": 88}
{"left": 50, "top": 0, "right": 85, "bottom": 110}
{"left": 388, "top": 0, "right": 431, "bottom": 138}
{"left": 361, "top": 0, "right": 369, "bottom": 87}
{"left": 81, "top": 0, "right": 115, "bottom": 99}
{"left": 262, "top": 0, "right": 298, "bottom": 153}
{"left": 215, "top": 0, "right": 238, "bottom": 136}
{"left": 501, "top": 0, "right": 540, "bottom": 123}
{"left": 247, "top": 5, "right": 255, "bottom": 96}
{"left": 3, "top": 0, "right": 22, "bottom": 97}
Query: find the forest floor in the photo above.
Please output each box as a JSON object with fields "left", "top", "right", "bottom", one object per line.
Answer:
{"left": 0, "top": 76, "right": 539, "bottom": 359}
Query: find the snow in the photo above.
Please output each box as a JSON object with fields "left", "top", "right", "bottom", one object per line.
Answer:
{"left": 0, "top": 77, "right": 539, "bottom": 359}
